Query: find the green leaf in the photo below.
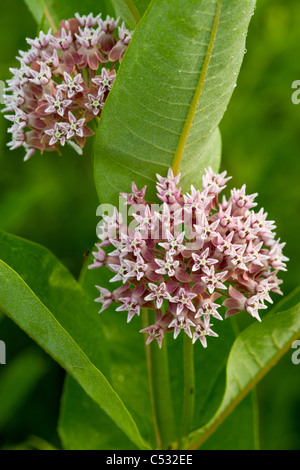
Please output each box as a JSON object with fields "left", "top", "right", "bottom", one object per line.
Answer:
{"left": 201, "top": 393, "right": 259, "bottom": 450}
{"left": 59, "top": 376, "right": 136, "bottom": 449}
{"left": 2, "top": 436, "right": 58, "bottom": 450}
{"left": 23, "top": 0, "right": 45, "bottom": 24}
{"left": 0, "top": 231, "right": 149, "bottom": 450}
{"left": 22, "top": 436, "right": 58, "bottom": 450}
{"left": 59, "top": 257, "right": 156, "bottom": 449}
{"left": 112, "top": 0, "right": 150, "bottom": 29}
{"left": 94, "top": 0, "right": 256, "bottom": 205}
{"left": 0, "top": 348, "right": 48, "bottom": 429}
{"left": 23, "top": 0, "right": 115, "bottom": 31}
{"left": 186, "top": 291, "right": 300, "bottom": 450}
{"left": 0, "top": 231, "right": 110, "bottom": 378}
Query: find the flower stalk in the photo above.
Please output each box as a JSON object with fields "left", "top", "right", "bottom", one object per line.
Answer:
{"left": 180, "top": 335, "right": 195, "bottom": 448}
{"left": 143, "top": 309, "right": 177, "bottom": 449}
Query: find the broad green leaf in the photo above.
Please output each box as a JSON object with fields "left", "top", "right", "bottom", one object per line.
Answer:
{"left": 59, "top": 256, "right": 156, "bottom": 449}
{"left": 0, "top": 231, "right": 149, "bottom": 449}
{"left": 21, "top": 436, "right": 58, "bottom": 450}
{"left": 3, "top": 436, "right": 58, "bottom": 450}
{"left": 23, "top": 0, "right": 44, "bottom": 24}
{"left": 0, "top": 231, "right": 110, "bottom": 378}
{"left": 186, "top": 291, "right": 300, "bottom": 450}
{"left": 201, "top": 393, "right": 258, "bottom": 450}
{"left": 112, "top": 0, "right": 150, "bottom": 29}
{"left": 0, "top": 260, "right": 148, "bottom": 449}
{"left": 95, "top": 0, "right": 256, "bottom": 205}
{"left": 0, "top": 348, "right": 48, "bottom": 429}
{"left": 59, "top": 376, "right": 136, "bottom": 450}
{"left": 23, "top": 0, "right": 115, "bottom": 31}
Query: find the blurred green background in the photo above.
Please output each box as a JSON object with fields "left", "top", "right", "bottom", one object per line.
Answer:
{"left": 0, "top": 0, "right": 299, "bottom": 450}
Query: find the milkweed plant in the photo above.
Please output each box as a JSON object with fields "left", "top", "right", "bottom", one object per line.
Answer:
{"left": 0, "top": 0, "right": 298, "bottom": 452}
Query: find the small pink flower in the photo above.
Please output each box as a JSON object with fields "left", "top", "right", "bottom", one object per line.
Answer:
{"left": 64, "top": 111, "right": 86, "bottom": 139}
{"left": 120, "top": 182, "right": 147, "bottom": 206}
{"left": 195, "top": 292, "right": 223, "bottom": 321}
{"left": 144, "top": 283, "right": 172, "bottom": 309}
{"left": 133, "top": 205, "right": 158, "bottom": 234}
{"left": 169, "top": 315, "right": 195, "bottom": 339}
{"left": 108, "top": 22, "right": 132, "bottom": 62}
{"left": 158, "top": 230, "right": 185, "bottom": 256}
{"left": 231, "top": 184, "right": 258, "bottom": 210}
{"left": 124, "top": 253, "right": 148, "bottom": 281}
{"left": 192, "top": 317, "right": 218, "bottom": 347}
{"left": 194, "top": 215, "right": 220, "bottom": 242}
{"left": 155, "top": 255, "right": 180, "bottom": 278}
{"left": 26, "top": 28, "right": 53, "bottom": 49}
{"left": 85, "top": 89, "right": 105, "bottom": 115}
{"left": 268, "top": 239, "right": 289, "bottom": 271}
{"left": 116, "top": 296, "right": 140, "bottom": 323}
{"left": 201, "top": 266, "right": 228, "bottom": 295}
{"left": 44, "top": 122, "right": 68, "bottom": 146}
{"left": 44, "top": 89, "right": 72, "bottom": 117}
{"left": 191, "top": 248, "right": 218, "bottom": 272}
{"left": 30, "top": 62, "right": 52, "bottom": 85}
{"left": 183, "top": 186, "right": 213, "bottom": 213}
{"left": 92, "top": 67, "right": 116, "bottom": 91}
{"left": 95, "top": 286, "right": 112, "bottom": 313}
{"left": 140, "top": 312, "right": 166, "bottom": 348}
{"left": 75, "top": 12, "right": 100, "bottom": 28}
{"left": 202, "top": 167, "right": 231, "bottom": 194}
{"left": 51, "top": 27, "right": 73, "bottom": 50}
{"left": 246, "top": 295, "right": 268, "bottom": 322}
{"left": 88, "top": 244, "right": 106, "bottom": 269}
{"left": 57, "top": 72, "right": 84, "bottom": 98}
{"left": 170, "top": 288, "right": 197, "bottom": 315}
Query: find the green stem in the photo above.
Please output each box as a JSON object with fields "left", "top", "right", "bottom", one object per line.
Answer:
{"left": 142, "top": 310, "right": 161, "bottom": 449}
{"left": 179, "top": 334, "right": 195, "bottom": 448}
{"left": 142, "top": 310, "right": 177, "bottom": 449}
{"left": 150, "top": 340, "right": 177, "bottom": 449}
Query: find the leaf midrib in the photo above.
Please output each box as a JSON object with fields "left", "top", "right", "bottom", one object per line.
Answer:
{"left": 171, "top": 0, "right": 222, "bottom": 176}
{"left": 123, "top": 0, "right": 142, "bottom": 24}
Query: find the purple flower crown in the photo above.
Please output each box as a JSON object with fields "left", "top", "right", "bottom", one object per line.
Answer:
{"left": 89, "top": 168, "right": 288, "bottom": 348}
{"left": 2, "top": 13, "right": 133, "bottom": 160}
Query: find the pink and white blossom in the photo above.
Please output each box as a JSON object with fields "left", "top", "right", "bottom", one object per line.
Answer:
{"left": 90, "top": 169, "right": 287, "bottom": 348}
{"left": 3, "top": 13, "right": 133, "bottom": 160}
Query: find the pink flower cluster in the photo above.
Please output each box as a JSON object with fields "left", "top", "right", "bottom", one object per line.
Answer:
{"left": 89, "top": 168, "right": 288, "bottom": 348}
{"left": 2, "top": 13, "right": 133, "bottom": 160}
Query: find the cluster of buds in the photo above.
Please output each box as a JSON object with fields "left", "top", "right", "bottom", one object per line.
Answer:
{"left": 89, "top": 168, "right": 288, "bottom": 348}
{"left": 2, "top": 13, "right": 133, "bottom": 160}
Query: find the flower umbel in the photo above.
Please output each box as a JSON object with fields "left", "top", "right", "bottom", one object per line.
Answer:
{"left": 2, "top": 13, "right": 133, "bottom": 160}
{"left": 90, "top": 168, "right": 288, "bottom": 348}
